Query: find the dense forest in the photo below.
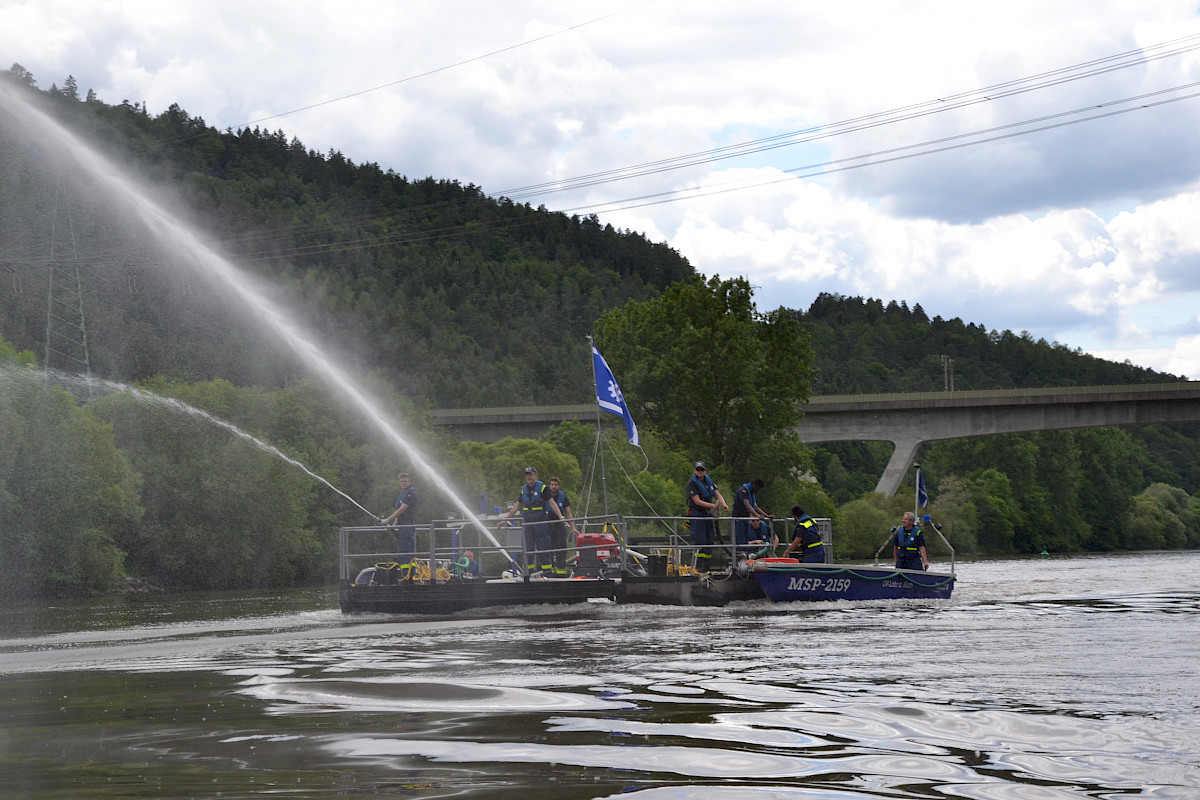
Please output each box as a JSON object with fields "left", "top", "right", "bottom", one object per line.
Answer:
{"left": 2, "top": 68, "right": 1197, "bottom": 597}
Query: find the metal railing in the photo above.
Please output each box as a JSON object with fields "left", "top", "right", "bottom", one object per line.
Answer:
{"left": 340, "top": 513, "right": 636, "bottom": 583}
{"left": 339, "top": 514, "right": 839, "bottom": 583}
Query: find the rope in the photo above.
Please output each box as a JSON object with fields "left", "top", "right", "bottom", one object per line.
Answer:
{"left": 395, "top": 559, "right": 451, "bottom": 583}
{"left": 604, "top": 435, "right": 673, "bottom": 531}
{"left": 580, "top": 425, "right": 603, "bottom": 519}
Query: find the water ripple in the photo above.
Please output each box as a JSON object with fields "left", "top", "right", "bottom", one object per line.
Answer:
{"left": 238, "top": 677, "right": 624, "bottom": 713}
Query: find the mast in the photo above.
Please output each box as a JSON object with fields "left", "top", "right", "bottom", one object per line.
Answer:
{"left": 914, "top": 461, "right": 925, "bottom": 521}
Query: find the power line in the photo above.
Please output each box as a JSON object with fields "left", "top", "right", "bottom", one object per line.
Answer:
{"left": 227, "top": 31, "right": 1200, "bottom": 256}
{"left": 496, "top": 31, "right": 1200, "bottom": 201}
{"left": 164, "top": 1, "right": 660, "bottom": 144}
{"left": 36, "top": 29, "right": 1199, "bottom": 265}
{"left": 565, "top": 82, "right": 1200, "bottom": 216}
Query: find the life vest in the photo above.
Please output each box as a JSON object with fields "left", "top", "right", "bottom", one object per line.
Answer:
{"left": 520, "top": 480, "right": 549, "bottom": 522}
{"left": 794, "top": 515, "right": 821, "bottom": 547}
{"left": 895, "top": 527, "right": 921, "bottom": 550}
{"left": 733, "top": 483, "right": 757, "bottom": 517}
{"left": 687, "top": 474, "right": 715, "bottom": 512}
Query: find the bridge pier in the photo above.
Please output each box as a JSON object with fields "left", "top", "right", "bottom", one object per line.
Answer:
{"left": 876, "top": 436, "right": 922, "bottom": 496}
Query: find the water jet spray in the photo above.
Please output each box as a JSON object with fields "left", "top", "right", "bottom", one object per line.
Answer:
{"left": 17, "top": 363, "right": 378, "bottom": 520}
{"left": 0, "top": 82, "right": 515, "bottom": 566}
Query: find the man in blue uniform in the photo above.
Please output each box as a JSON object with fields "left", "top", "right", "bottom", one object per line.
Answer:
{"left": 892, "top": 512, "right": 929, "bottom": 570}
{"left": 732, "top": 478, "right": 776, "bottom": 558}
{"left": 504, "top": 466, "right": 562, "bottom": 574}
{"left": 782, "top": 505, "right": 826, "bottom": 563}
{"left": 686, "top": 461, "right": 727, "bottom": 570}
{"left": 547, "top": 476, "right": 580, "bottom": 576}
{"left": 383, "top": 472, "right": 419, "bottom": 567}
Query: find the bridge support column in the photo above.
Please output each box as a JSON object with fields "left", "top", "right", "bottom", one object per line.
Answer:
{"left": 874, "top": 436, "right": 922, "bottom": 497}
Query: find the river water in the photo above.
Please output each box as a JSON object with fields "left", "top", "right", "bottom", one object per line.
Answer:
{"left": 2, "top": 551, "right": 1197, "bottom": 799}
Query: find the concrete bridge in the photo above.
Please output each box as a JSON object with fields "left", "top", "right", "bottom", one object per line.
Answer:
{"left": 432, "top": 382, "right": 1200, "bottom": 495}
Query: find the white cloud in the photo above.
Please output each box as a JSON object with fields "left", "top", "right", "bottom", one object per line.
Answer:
{"left": 664, "top": 166, "right": 1200, "bottom": 366}
{"left": 4, "top": 0, "right": 1200, "bottom": 378}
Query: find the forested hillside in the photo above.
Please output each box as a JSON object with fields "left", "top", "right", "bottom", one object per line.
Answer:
{"left": 798, "top": 293, "right": 1175, "bottom": 394}
{"left": 1, "top": 69, "right": 1179, "bottom": 406}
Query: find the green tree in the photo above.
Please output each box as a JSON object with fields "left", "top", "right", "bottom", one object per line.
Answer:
{"left": 1074, "top": 428, "right": 1144, "bottom": 550}
{"left": 452, "top": 437, "right": 583, "bottom": 516}
{"left": 593, "top": 275, "right": 815, "bottom": 479}
{"left": 922, "top": 475, "right": 980, "bottom": 555}
{"left": 1125, "top": 483, "right": 1196, "bottom": 550}
{"left": 539, "top": 420, "right": 691, "bottom": 519}
{"left": 0, "top": 370, "right": 141, "bottom": 596}
{"left": 88, "top": 389, "right": 325, "bottom": 589}
{"left": 966, "top": 468, "right": 1020, "bottom": 552}
{"left": 833, "top": 496, "right": 894, "bottom": 559}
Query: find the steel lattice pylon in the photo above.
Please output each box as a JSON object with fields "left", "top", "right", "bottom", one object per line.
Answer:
{"left": 43, "top": 177, "right": 91, "bottom": 394}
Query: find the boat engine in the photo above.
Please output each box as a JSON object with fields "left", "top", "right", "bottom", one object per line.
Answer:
{"left": 574, "top": 531, "right": 622, "bottom": 578}
{"left": 352, "top": 562, "right": 403, "bottom": 586}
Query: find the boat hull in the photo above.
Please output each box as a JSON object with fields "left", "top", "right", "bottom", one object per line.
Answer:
{"left": 339, "top": 577, "right": 617, "bottom": 615}
{"left": 753, "top": 564, "right": 955, "bottom": 602}
{"left": 616, "top": 573, "right": 763, "bottom": 606}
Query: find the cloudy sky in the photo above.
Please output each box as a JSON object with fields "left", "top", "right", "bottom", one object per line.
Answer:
{"left": 5, "top": 0, "right": 1200, "bottom": 379}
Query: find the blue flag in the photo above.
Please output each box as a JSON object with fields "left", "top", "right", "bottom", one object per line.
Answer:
{"left": 592, "top": 344, "right": 639, "bottom": 446}
{"left": 917, "top": 470, "right": 929, "bottom": 509}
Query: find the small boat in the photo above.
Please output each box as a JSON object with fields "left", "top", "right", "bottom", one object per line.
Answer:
{"left": 338, "top": 518, "right": 771, "bottom": 613}
{"left": 749, "top": 560, "right": 955, "bottom": 602}
{"left": 338, "top": 514, "right": 955, "bottom": 613}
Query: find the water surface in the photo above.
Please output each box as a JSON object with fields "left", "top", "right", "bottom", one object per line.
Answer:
{"left": 2, "top": 552, "right": 1198, "bottom": 798}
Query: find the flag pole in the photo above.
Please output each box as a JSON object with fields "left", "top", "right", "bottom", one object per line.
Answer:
{"left": 587, "top": 335, "right": 610, "bottom": 515}
{"left": 913, "top": 461, "right": 921, "bottom": 521}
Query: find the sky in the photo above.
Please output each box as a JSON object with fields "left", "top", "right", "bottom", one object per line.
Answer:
{"left": 4, "top": 0, "right": 1200, "bottom": 380}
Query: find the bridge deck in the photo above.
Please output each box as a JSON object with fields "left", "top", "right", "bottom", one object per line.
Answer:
{"left": 433, "top": 383, "right": 1200, "bottom": 495}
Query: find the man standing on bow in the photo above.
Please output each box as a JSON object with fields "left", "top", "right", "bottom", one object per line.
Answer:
{"left": 892, "top": 512, "right": 929, "bottom": 571}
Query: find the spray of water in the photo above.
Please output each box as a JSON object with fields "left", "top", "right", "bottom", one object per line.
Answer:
{"left": 0, "top": 82, "right": 512, "bottom": 563}
{"left": 5, "top": 363, "right": 378, "bottom": 519}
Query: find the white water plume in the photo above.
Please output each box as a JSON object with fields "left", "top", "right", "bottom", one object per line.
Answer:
{"left": 0, "top": 82, "right": 511, "bottom": 560}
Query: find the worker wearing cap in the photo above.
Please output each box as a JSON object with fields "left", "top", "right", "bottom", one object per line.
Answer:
{"left": 686, "top": 461, "right": 726, "bottom": 570}
{"left": 504, "top": 466, "right": 562, "bottom": 574}
{"left": 382, "top": 472, "right": 419, "bottom": 569}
